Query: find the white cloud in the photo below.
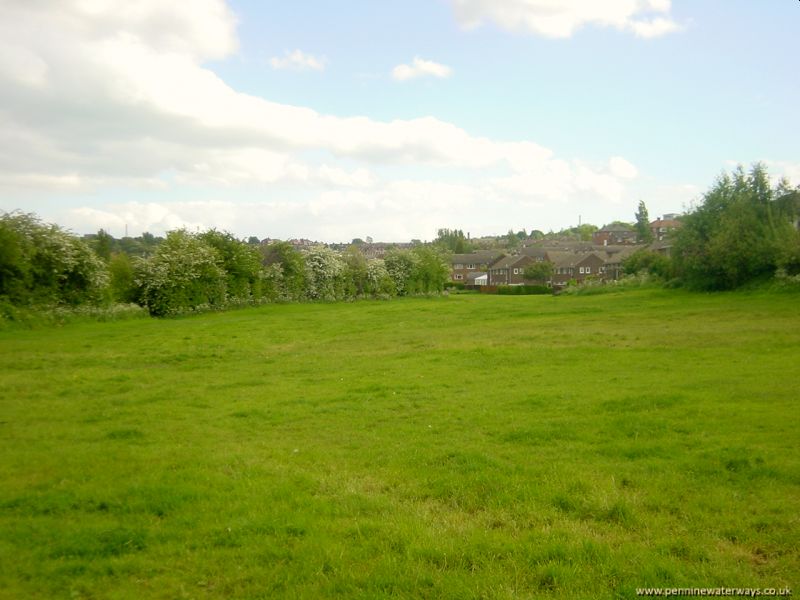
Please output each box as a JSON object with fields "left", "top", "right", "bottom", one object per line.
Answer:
{"left": 269, "top": 49, "right": 327, "bottom": 71}
{"left": 0, "top": 0, "right": 645, "bottom": 241}
{"left": 628, "top": 17, "right": 682, "bottom": 38}
{"left": 761, "top": 161, "right": 800, "bottom": 187}
{"left": 392, "top": 57, "right": 453, "bottom": 81}
{"left": 609, "top": 156, "right": 638, "bottom": 179}
{"left": 450, "top": 0, "right": 682, "bottom": 38}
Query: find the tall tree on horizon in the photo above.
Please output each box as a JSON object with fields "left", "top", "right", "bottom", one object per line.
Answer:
{"left": 635, "top": 201, "right": 654, "bottom": 244}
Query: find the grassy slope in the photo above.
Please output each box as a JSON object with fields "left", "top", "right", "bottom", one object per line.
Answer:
{"left": 0, "top": 289, "right": 798, "bottom": 599}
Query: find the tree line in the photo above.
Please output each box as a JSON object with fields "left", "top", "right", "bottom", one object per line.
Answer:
{"left": 2, "top": 164, "right": 797, "bottom": 319}
{"left": 0, "top": 216, "right": 450, "bottom": 317}
{"left": 621, "top": 164, "right": 799, "bottom": 290}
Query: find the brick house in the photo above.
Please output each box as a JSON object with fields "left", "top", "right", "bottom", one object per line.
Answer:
{"left": 547, "top": 251, "right": 606, "bottom": 286}
{"left": 592, "top": 224, "right": 638, "bottom": 246}
{"left": 648, "top": 217, "right": 682, "bottom": 241}
{"left": 487, "top": 254, "right": 535, "bottom": 286}
{"left": 450, "top": 251, "right": 503, "bottom": 283}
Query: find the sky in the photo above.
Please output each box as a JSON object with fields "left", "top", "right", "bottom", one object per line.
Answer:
{"left": 0, "top": 0, "right": 798, "bottom": 242}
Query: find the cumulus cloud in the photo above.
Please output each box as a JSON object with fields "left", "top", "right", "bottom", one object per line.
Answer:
{"left": 392, "top": 57, "right": 453, "bottom": 81}
{"left": 450, "top": 0, "right": 683, "bottom": 38}
{"left": 0, "top": 0, "right": 643, "bottom": 240}
{"left": 269, "top": 49, "right": 327, "bottom": 71}
{"left": 609, "top": 156, "right": 638, "bottom": 179}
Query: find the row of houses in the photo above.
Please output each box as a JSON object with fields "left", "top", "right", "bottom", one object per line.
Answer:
{"left": 451, "top": 239, "right": 673, "bottom": 287}
{"left": 591, "top": 214, "right": 681, "bottom": 246}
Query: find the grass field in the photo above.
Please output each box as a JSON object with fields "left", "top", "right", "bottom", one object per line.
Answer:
{"left": 1, "top": 289, "right": 798, "bottom": 599}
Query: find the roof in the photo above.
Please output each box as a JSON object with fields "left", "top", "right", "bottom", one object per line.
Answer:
{"left": 649, "top": 219, "right": 682, "bottom": 228}
{"left": 466, "top": 271, "right": 487, "bottom": 282}
{"left": 520, "top": 247, "right": 548, "bottom": 259}
{"left": 450, "top": 251, "right": 503, "bottom": 265}
{"left": 601, "top": 247, "right": 639, "bottom": 264}
{"left": 489, "top": 254, "right": 531, "bottom": 270}
{"left": 545, "top": 251, "right": 579, "bottom": 268}
{"left": 598, "top": 223, "right": 635, "bottom": 233}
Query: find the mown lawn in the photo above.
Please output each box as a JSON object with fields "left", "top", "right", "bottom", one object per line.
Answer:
{"left": 0, "top": 289, "right": 798, "bottom": 599}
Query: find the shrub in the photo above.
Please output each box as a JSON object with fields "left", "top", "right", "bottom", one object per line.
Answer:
{"left": 134, "top": 230, "right": 226, "bottom": 316}
{"left": 496, "top": 285, "right": 550, "bottom": 295}
{"left": 0, "top": 211, "right": 109, "bottom": 306}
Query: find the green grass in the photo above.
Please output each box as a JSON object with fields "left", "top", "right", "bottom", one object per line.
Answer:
{"left": 1, "top": 289, "right": 798, "bottom": 598}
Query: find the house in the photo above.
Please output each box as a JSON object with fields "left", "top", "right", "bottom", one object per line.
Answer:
{"left": 599, "top": 246, "right": 639, "bottom": 280}
{"left": 649, "top": 217, "right": 682, "bottom": 241}
{"left": 647, "top": 239, "right": 674, "bottom": 258}
{"left": 547, "top": 251, "right": 606, "bottom": 286}
{"left": 519, "top": 247, "right": 549, "bottom": 262}
{"left": 450, "top": 251, "right": 503, "bottom": 283}
{"left": 592, "top": 224, "right": 638, "bottom": 246}
{"left": 487, "top": 254, "right": 535, "bottom": 286}
{"left": 466, "top": 272, "right": 488, "bottom": 286}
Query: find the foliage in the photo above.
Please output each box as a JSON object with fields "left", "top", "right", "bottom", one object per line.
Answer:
{"left": 134, "top": 230, "right": 226, "bottom": 316}
{"left": 673, "top": 164, "right": 799, "bottom": 290}
{"left": 635, "top": 201, "right": 654, "bottom": 243}
{"left": 198, "top": 230, "right": 263, "bottom": 301}
{"left": 622, "top": 249, "right": 672, "bottom": 279}
{"left": 435, "top": 228, "right": 473, "bottom": 253}
{"left": 496, "top": 284, "right": 551, "bottom": 295}
{"left": 261, "top": 241, "right": 307, "bottom": 301}
{"left": 0, "top": 211, "right": 109, "bottom": 306}
{"left": 410, "top": 246, "right": 450, "bottom": 294}
{"left": 83, "top": 230, "right": 163, "bottom": 258}
{"left": 384, "top": 249, "right": 418, "bottom": 296}
{"left": 341, "top": 246, "right": 368, "bottom": 298}
{"left": 554, "top": 223, "right": 599, "bottom": 241}
{"left": 523, "top": 261, "right": 553, "bottom": 283}
{"left": 304, "top": 246, "right": 345, "bottom": 301}
{"left": 365, "top": 258, "right": 395, "bottom": 297}
{"left": 108, "top": 252, "right": 137, "bottom": 303}
{"left": 92, "top": 229, "right": 114, "bottom": 262}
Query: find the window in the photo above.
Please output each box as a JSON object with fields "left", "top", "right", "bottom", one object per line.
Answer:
{"left": 513, "top": 268, "right": 519, "bottom": 275}
{"left": 454, "top": 274, "right": 463, "bottom": 280}
{"left": 466, "top": 263, "right": 475, "bottom": 269}
{"left": 579, "top": 267, "right": 585, "bottom": 274}
{"left": 585, "top": 266, "right": 591, "bottom": 274}
{"left": 453, "top": 263, "right": 463, "bottom": 269}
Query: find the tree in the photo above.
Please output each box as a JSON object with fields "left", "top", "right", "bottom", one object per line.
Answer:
{"left": 435, "top": 228, "right": 472, "bottom": 253}
{"left": 635, "top": 201, "right": 654, "bottom": 243}
{"left": 365, "top": 259, "right": 395, "bottom": 296}
{"left": 304, "top": 246, "right": 345, "bottom": 301}
{"left": 622, "top": 249, "right": 672, "bottom": 279}
{"left": 384, "top": 249, "right": 418, "bottom": 296}
{"left": 93, "top": 229, "right": 114, "bottom": 262}
{"left": 134, "top": 230, "right": 225, "bottom": 316}
{"left": 108, "top": 252, "right": 137, "bottom": 303}
{"left": 411, "top": 246, "right": 450, "bottom": 293}
{"left": 198, "top": 230, "right": 262, "bottom": 300}
{"left": 261, "top": 241, "right": 307, "bottom": 301}
{"left": 505, "top": 229, "right": 520, "bottom": 249}
{"left": 342, "top": 245, "right": 368, "bottom": 297}
{"left": 673, "top": 163, "right": 798, "bottom": 289}
{"left": 523, "top": 261, "right": 553, "bottom": 284}
{"left": 0, "top": 212, "right": 109, "bottom": 306}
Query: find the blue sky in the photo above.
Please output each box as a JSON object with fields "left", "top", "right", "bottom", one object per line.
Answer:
{"left": 1, "top": 1, "right": 798, "bottom": 241}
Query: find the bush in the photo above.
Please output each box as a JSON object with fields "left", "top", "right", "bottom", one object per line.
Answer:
{"left": 134, "top": 230, "right": 226, "bottom": 316}
{"left": 0, "top": 211, "right": 109, "bottom": 306}
{"left": 673, "top": 164, "right": 799, "bottom": 290}
{"left": 622, "top": 249, "right": 673, "bottom": 279}
{"left": 496, "top": 285, "right": 551, "bottom": 295}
